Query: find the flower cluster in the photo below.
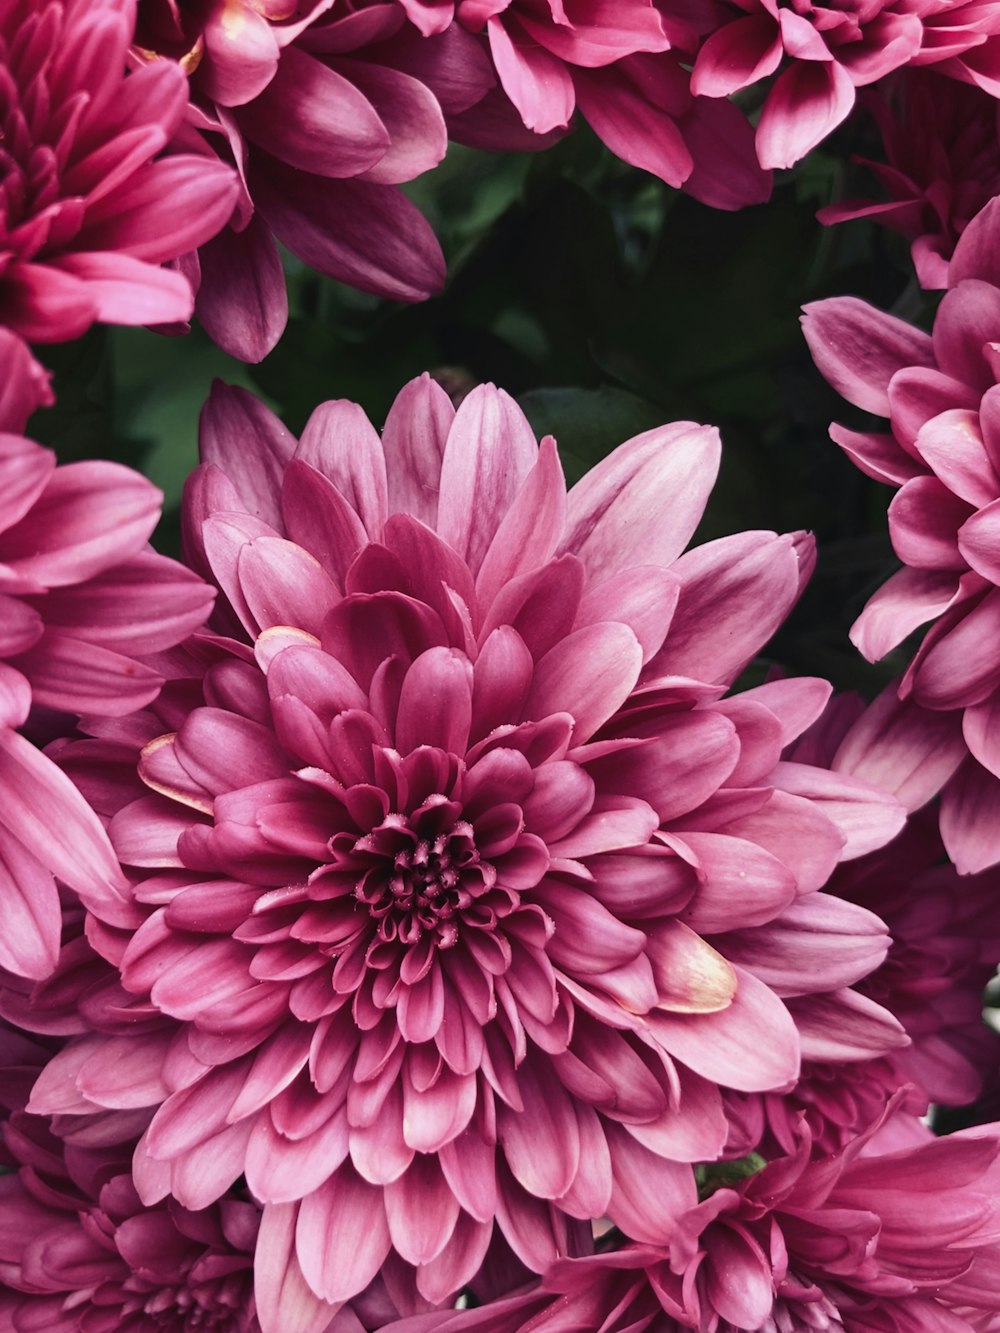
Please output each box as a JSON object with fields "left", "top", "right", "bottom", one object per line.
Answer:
{"left": 804, "top": 194, "right": 1000, "bottom": 872}
{"left": 0, "top": 0, "right": 237, "bottom": 351}
{"left": 3, "top": 2, "right": 1000, "bottom": 1330}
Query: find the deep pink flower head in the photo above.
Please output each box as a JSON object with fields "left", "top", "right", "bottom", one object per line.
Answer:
{"left": 818, "top": 71, "right": 1000, "bottom": 289}
{"left": 132, "top": 0, "right": 499, "bottom": 360}
{"left": 443, "top": 0, "right": 771, "bottom": 210}
{"left": 379, "top": 1108, "right": 1000, "bottom": 1333}
{"left": 0, "top": 328, "right": 214, "bottom": 981}
{"left": 691, "top": 0, "right": 1000, "bottom": 170}
{"left": 0, "top": 0, "right": 237, "bottom": 345}
{"left": 803, "top": 197, "right": 1000, "bottom": 869}
{"left": 29, "top": 376, "right": 904, "bottom": 1329}
{"left": 0, "top": 1022, "right": 267, "bottom": 1333}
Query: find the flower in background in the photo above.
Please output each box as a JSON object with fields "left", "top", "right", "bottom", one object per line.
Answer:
{"left": 132, "top": 0, "right": 504, "bottom": 361}
{"left": 803, "top": 196, "right": 1000, "bottom": 870}
{"left": 375, "top": 1106, "right": 1000, "bottom": 1333}
{"left": 0, "top": 1022, "right": 266, "bottom": 1333}
{"left": 28, "top": 376, "right": 904, "bottom": 1328}
{"left": 691, "top": 0, "right": 1000, "bottom": 170}
{"left": 818, "top": 72, "right": 1000, "bottom": 289}
{"left": 0, "top": 0, "right": 237, "bottom": 347}
{"left": 446, "top": 0, "right": 771, "bottom": 210}
{"left": 0, "top": 328, "right": 214, "bottom": 981}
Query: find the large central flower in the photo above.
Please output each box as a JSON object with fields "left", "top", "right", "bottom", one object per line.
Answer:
{"left": 29, "top": 377, "right": 905, "bottom": 1332}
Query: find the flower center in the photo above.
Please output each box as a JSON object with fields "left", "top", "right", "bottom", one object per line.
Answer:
{"left": 350, "top": 800, "right": 497, "bottom": 949}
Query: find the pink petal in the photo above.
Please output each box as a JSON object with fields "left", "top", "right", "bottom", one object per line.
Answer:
{"left": 0, "top": 728, "right": 131, "bottom": 917}
{"left": 756, "top": 60, "right": 856, "bottom": 169}
{"left": 486, "top": 15, "right": 575, "bottom": 133}
{"left": 436, "top": 385, "right": 539, "bottom": 577}
{"left": 0, "top": 820, "right": 59, "bottom": 979}
{"left": 564, "top": 422, "right": 720, "bottom": 580}
{"left": 235, "top": 46, "right": 389, "bottom": 177}
{"left": 801, "top": 296, "right": 934, "bottom": 418}
{"left": 648, "top": 965, "right": 799, "bottom": 1092}
{"left": 251, "top": 158, "right": 445, "bottom": 303}
{"left": 256, "top": 1204, "right": 338, "bottom": 1333}
{"left": 296, "top": 1170, "right": 391, "bottom": 1303}
{"left": 296, "top": 399, "right": 388, "bottom": 539}
{"left": 851, "top": 566, "right": 964, "bottom": 661}
{"left": 526, "top": 622, "right": 642, "bottom": 743}
{"left": 381, "top": 374, "right": 455, "bottom": 527}
{"left": 199, "top": 383, "right": 297, "bottom": 529}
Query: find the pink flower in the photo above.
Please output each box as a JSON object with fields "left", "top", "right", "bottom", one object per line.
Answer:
{"left": 818, "top": 71, "right": 1000, "bottom": 289}
{"left": 0, "top": 329, "right": 214, "bottom": 981}
{"left": 691, "top": 0, "right": 1000, "bottom": 170}
{"left": 448, "top": 0, "right": 770, "bottom": 208}
{"left": 378, "top": 1108, "right": 1000, "bottom": 1332}
{"left": 803, "top": 198, "right": 1000, "bottom": 869}
{"left": 0, "top": 0, "right": 237, "bottom": 345}
{"left": 29, "top": 376, "right": 903, "bottom": 1329}
{"left": 133, "top": 0, "right": 496, "bottom": 360}
{"left": 0, "top": 1024, "right": 265, "bottom": 1332}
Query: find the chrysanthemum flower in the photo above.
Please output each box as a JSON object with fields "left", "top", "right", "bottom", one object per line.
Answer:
{"left": 132, "top": 0, "right": 499, "bottom": 360}
{"left": 440, "top": 0, "right": 771, "bottom": 209}
{"left": 0, "top": 0, "right": 237, "bottom": 345}
{"left": 0, "top": 1023, "right": 266, "bottom": 1333}
{"left": 691, "top": 0, "right": 1000, "bottom": 170}
{"left": 376, "top": 1107, "right": 1000, "bottom": 1333}
{"left": 28, "top": 376, "right": 904, "bottom": 1328}
{"left": 818, "top": 71, "right": 1000, "bottom": 289}
{"left": 0, "top": 328, "right": 215, "bottom": 981}
{"left": 803, "top": 196, "right": 1000, "bottom": 870}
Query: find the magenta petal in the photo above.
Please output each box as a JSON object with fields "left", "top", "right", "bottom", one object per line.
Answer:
{"left": 296, "top": 399, "right": 388, "bottom": 539}
{"left": 199, "top": 383, "right": 297, "bottom": 530}
{"left": 650, "top": 532, "right": 803, "bottom": 686}
{"left": 691, "top": 14, "right": 783, "bottom": 97}
{"left": 949, "top": 194, "right": 1000, "bottom": 288}
{"left": 195, "top": 215, "right": 288, "bottom": 364}
{"left": 251, "top": 157, "right": 445, "bottom": 303}
{"left": 436, "top": 385, "right": 539, "bottom": 577}
{"left": 666, "top": 831, "right": 797, "bottom": 933}
{"left": 255, "top": 1204, "right": 337, "bottom": 1333}
{"left": 296, "top": 1170, "right": 391, "bottom": 1303}
{"left": 381, "top": 374, "right": 455, "bottom": 528}
{"left": 527, "top": 622, "right": 642, "bottom": 743}
{"left": 475, "top": 438, "right": 567, "bottom": 613}
{"left": 756, "top": 60, "right": 856, "bottom": 169}
{"left": 833, "top": 683, "right": 966, "bottom": 811}
{"left": 0, "top": 728, "right": 130, "bottom": 913}
{"left": 0, "top": 461, "right": 160, "bottom": 587}
{"left": 648, "top": 965, "right": 799, "bottom": 1092}
{"left": 564, "top": 421, "right": 720, "bottom": 579}
{"left": 50, "top": 251, "right": 194, "bottom": 326}
{"left": 574, "top": 62, "right": 693, "bottom": 189}
{"left": 851, "top": 566, "right": 964, "bottom": 661}
{"left": 385, "top": 1155, "right": 460, "bottom": 1264}
{"left": 236, "top": 46, "right": 389, "bottom": 177}
{"left": 802, "top": 296, "right": 934, "bottom": 418}
{"left": 959, "top": 498, "right": 1000, "bottom": 584}
{"left": 604, "top": 1123, "right": 698, "bottom": 1244}
{"left": 342, "top": 58, "right": 449, "bottom": 186}
{"left": 787, "top": 987, "right": 906, "bottom": 1062}
{"left": 238, "top": 536, "right": 340, "bottom": 636}
{"left": 940, "top": 758, "right": 1000, "bottom": 874}
{"left": 486, "top": 15, "right": 575, "bottom": 133}
{"left": 12, "top": 631, "right": 164, "bottom": 715}
{"left": 715, "top": 894, "right": 890, "bottom": 998}
{"left": 0, "top": 820, "right": 59, "bottom": 979}
{"left": 769, "top": 761, "right": 905, "bottom": 859}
